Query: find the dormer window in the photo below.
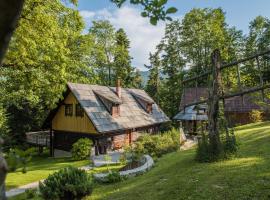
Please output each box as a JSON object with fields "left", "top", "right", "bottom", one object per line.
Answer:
{"left": 65, "top": 104, "right": 73, "bottom": 116}
{"left": 111, "top": 105, "right": 120, "bottom": 117}
{"left": 131, "top": 92, "right": 154, "bottom": 114}
{"left": 146, "top": 103, "right": 153, "bottom": 114}
{"left": 76, "top": 103, "right": 84, "bottom": 117}
{"left": 93, "top": 89, "right": 122, "bottom": 118}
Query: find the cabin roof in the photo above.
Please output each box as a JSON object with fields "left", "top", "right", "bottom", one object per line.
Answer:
{"left": 44, "top": 83, "right": 170, "bottom": 133}
{"left": 173, "top": 105, "right": 208, "bottom": 121}
{"left": 179, "top": 88, "right": 266, "bottom": 113}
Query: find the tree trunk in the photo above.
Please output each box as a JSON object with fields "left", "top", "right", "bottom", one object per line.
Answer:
{"left": 0, "top": 0, "right": 24, "bottom": 65}
{"left": 208, "top": 49, "right": 222, "bottom": 157}
{"left": 0, "top": 138, "right": 8, "bottom": 200}
{"left": 0, "top": 1, "right": 25, "bottom": 198}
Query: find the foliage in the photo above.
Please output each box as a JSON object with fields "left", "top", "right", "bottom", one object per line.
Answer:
{"left": 0, "top": 0, "right": 96, "bottom": 146}
{"left": 105, "top": 171, "right": 124, "bottom": 184}
{"left": 113, "top": 28, "right": 135, "bottom": 87}
{"left": 133, "top": 128, "right": 180, "bottom": 159}
{"left": 6, "top": 152, "right": 89, "bottom": 190}
{"left": 39, "top": 166, "right": 93, "bottom": 200}
{"left": 223, "top": 129, "right": 238, "bottom": 158}
{"left": 0, "top": 106, "right": 9, "bottom": 147}
{"left": 85, "top": 122, "right": 270, "bottom": 200}
{"left": 104, "top": 154, "right": 112, "bottom": 172}
{"left": 249, "top": 109, "right": 263, "bottom": 123}
{"left": 111, "top": 0, "right": 177, "bottom": 25}
{"left": 145, "top": 52, "right": 162, "bottom": 104}
{"left": 196, "top": 107, "right": 238, "bottom": 162}
{"left": 88, "top": 21, "right": 142, "bottom": 87}
{"left": 123, "top": 145, "right": 143, "bottom": 163}
{"left": 25, "top": 189, "right": 37, "bottom": 199}
{"left": 6, "top": 147, "right": 35, "bottom": 173}
{"left": 243, "top": 16, "right": 270, "bottom": 87}
{"left": 198, "top": 101, "right": 238, "bottom": 162}
{"left": 71, "top": 138, "right": 92, "bottom": 161}
{"left": 146, "top": 8, "right": 246, "bottom": 118}
{"left": 146, "top": 20, "right": 185, "bottom": 117}
{"left": 196, "top": 131, "right": 238, "bottom": 163}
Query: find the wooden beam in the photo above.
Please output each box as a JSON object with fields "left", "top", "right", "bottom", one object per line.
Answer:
{"left": 183, "top": 49, "right": 270, "bottom": 84}
{"left": 49, "top": 126, "right": 54, "bottom": 157}
{"left": 182, "top": 83, "right": 270, "bottom": 109}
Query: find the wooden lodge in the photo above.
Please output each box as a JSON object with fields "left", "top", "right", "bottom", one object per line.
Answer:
{"left": 42, "top": 81, "right": 170, "bottom": 156}
{"left": 174, "top": 88, "right": 269, "bottom": 134}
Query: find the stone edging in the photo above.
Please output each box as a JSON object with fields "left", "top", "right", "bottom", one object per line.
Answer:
{"left": 93, "top": 155, "right": 154, "bottom": 181}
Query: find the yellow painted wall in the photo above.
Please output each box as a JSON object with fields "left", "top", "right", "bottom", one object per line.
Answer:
{"left": 52, "top": 92, "right": 97, "bottom": 134}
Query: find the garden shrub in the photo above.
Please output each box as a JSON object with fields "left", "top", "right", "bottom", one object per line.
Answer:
{"left": 195, "top": 134, "right": 210, "bottom": 162}
{"left": 223, "top": 129, "right": 238, "bottom": 158}
{"left": 196, "top": 130, "right": 238, "bottom": 162}
{"left": 133, "top": 128, "right": 180, "bottom": 158}
{"left": 106, "top": 171, "right": 123, "bottom": 183}
{"left": 25, "top": 188, "right": 36, "bottom": 199}
{"left": 71, "top": 138, "right": 92, "bottom": 160}
{"left": 0, "top": 105, "right": 10, "bottom": 146}
{"left": 39, "top": 166, "right": 93, "bottom": 200}
{"left": 6, "top": 147, "right": 35, "bottom": 173}
{"left": 196, "top": 105, "right": 238, "bottom": 163}
{"left": 249, "top": 109, "right": 263, "bottom": 123}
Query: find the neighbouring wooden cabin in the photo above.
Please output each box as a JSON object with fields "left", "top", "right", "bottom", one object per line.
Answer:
{"left": 174, "top": 88, "right": 269, "bottom": 134}
{"left": 43, "top": 81, "right": 170, "bottom": 156}
{"left": 173, "top": 104, "right": 208, "bottom": 135}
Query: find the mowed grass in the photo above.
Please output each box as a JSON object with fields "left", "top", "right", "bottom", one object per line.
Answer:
{"left": 86, "top": 121, "right": 270, "bottom": 200}
{"left": 6, "top": 153, "right": 89, "bottom": 190}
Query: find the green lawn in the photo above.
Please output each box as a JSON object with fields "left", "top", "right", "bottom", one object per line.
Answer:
{"left": 85, "top": 121, "right": 270, "bottom": 200}
{"left": 6, "top": 153, "right": 89, "bottom": 190}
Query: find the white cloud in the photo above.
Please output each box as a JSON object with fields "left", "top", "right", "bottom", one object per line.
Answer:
{"left": 80, "top": 10, "right": 95, "bottom": 19}
{"left": 79, "top": 6, "right": 166, "bottom": 71}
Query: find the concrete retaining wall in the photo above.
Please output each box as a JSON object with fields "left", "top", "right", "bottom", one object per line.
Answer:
{"left": 93, "top": 155, "right": 154, "bottom": 182}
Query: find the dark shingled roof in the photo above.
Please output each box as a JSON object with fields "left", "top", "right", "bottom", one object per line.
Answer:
{"left": 179, "top": 88, "right": 266, "bottom": 113}
{"left": 67, "top": 83, "right": 170, "bottom": 133}
{"left": 174, "top": 105, "right": 208, "bottom": 121}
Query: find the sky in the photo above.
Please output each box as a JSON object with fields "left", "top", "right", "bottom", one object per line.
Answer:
{"left": 77, "top": 0, "right": 270, "bottom": 71}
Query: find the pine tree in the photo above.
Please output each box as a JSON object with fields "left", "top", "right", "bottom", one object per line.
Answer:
{"left": 113, "top": 28, "right": 134, "bottom": 87}
{"left": 145, "top": 52, "right": 161, "bottom": 104}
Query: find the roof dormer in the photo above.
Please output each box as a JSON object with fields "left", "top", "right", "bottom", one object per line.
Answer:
{"left": 131, "top": 92, "right": 154, "bottom": 114}
{"left": 93, "top": 79, "right": 122, "bottom": 117}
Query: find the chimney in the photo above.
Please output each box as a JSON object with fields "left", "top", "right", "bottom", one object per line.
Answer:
{"left": 116, "top": 78, "right": 121, "bottom": 98}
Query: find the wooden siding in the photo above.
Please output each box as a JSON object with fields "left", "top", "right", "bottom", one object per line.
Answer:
{"left": 52, "top": 92, "right": 97, "bottom": 134}
{"left": 53, "top": 131, "right": 94, "bottom": 151}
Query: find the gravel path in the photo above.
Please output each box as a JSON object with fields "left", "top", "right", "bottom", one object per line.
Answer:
{"left": 6, "top": 180, "right": 42, "bottom": 198}
{"left": 180, "top": 139, "right": 198, "bottom": 151}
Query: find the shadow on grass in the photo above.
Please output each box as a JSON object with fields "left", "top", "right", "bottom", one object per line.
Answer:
{"left": 234, "top": 121, "right": 270, "bottom": 131}
{"left": 89, "top": 122, "right": 270, "bottom": 200}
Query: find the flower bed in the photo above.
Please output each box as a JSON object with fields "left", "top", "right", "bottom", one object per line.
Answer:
{"left": 93, "top": 155, "right": 154, "bottom": 182}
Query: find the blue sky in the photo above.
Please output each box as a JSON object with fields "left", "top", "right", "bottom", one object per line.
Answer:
{"left": 77, "top": 0, "right": 270, "bottom": 70}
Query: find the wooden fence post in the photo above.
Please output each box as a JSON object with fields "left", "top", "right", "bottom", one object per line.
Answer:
{"left": 208, "top": 49, "right": 222, "bottom": 156}
{"left": 50, "top": 126, "right": 54, "bottom": 157}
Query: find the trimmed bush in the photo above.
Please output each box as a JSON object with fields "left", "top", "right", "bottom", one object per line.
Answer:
{"left": 71, "top": 138, "right": 92, "bottom": 160}
{"left": 249, "top": 109, "right": 263, "bottom": 123}
{"left": 133, "top": 128, "right": 180, "bottom": 159}
{"left": 106, "top": 171, "right": 123, "bottom": 183}
{"left": 39, "top": 166, "right": 93, "bottom": 200}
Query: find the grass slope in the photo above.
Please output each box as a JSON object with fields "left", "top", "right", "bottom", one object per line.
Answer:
{"left": 87, "top": 121, "right": 270, "bottom": 200}
{"left": 6, "top": 154, "right": 89, "bottom": 190}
